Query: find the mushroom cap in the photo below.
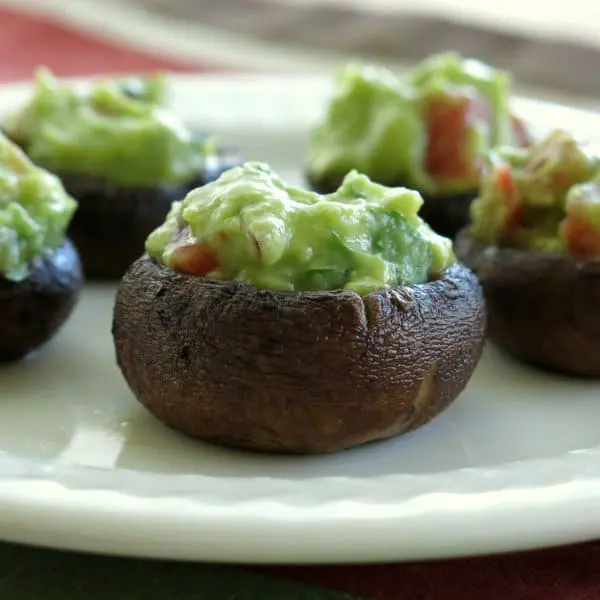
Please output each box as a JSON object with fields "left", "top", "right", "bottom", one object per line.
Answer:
{"left": 59, "top": 148, "right": 241, "bottom": 280}
{"left": 113, "top": 257, "right": 486, "bottom": 453}
{"left": 455, "top": 229, "right": 600, "bottom": 377}
{"left": 0, "top": 238, "right": 83, "bottom": 362}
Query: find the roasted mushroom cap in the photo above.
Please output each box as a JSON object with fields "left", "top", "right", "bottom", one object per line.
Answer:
{"left": 0, "top": 239, "right": 83, "bottom": 362}
{"left": 59, "top": 173, "right": 190, "bottom": 280}
{"left": 455, "top": 229, "right": 600, "bottom": 377}
{"left": 307, "top": 172, "right": 474, "bottom": 239}
{"left": 52, "top": 149, "right": 241, "bottom": 280}
{"left": 112, "top": 258, "right": 486, "bottom": 454}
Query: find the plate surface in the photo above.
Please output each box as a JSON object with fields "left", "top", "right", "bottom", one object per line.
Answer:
{"left": 1, "top": 74, "right": 600, "bottom": 564}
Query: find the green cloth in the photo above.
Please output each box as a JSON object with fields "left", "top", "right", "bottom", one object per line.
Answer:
{"left": 0, "top": 542, "right": 364, "bottom": 600}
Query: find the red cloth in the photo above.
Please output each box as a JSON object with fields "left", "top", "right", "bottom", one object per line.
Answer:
{"left": 0, "top": 7, "right": 222, "bottom": 81}
{"left": 1, "top": 5, "right": 597, "bottom": 599}
{"left": 265, "top": 541, "right": 600, "bottom": 599}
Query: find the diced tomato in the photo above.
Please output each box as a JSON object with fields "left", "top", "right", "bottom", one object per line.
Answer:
{"left": 423, "top": 94, "right": 488, "bottom": 181}
{"left": 170, "top": 242, "right": 219, "bottom": 276}
{"left": 494, "top": 163, "right": 523, "bottom": 232}
{"left": 560, "top": 216, "right": 600, "bottom": 258}
{"left": 510, "top": 114, "right": 532, "bottom": 148}
{"left": 496, "top": 163, "right": 515, "bottom": 197}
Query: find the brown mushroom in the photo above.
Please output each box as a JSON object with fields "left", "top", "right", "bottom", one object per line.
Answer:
{"left": 112, "top": 257, "right": 486, "bottom": 454}
{"left": 2, "top": 143, "right": 240, "bottom": 281}
{"left": 0, "top": 239, "right": 83, "bottom": 362}
{"left": 455, "top": 229, "right": 600, "bottom": 377}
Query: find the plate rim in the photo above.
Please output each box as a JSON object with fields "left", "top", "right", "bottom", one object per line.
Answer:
{"left": 1, "top": 73, "right": 600, "bottom": 563}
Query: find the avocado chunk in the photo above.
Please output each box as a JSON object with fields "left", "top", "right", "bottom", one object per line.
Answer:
{"left": 112, "top": 164, "right": 485, "bottom": 453}
{"left": 307, "top": 170, "right": 477, "bottom": 240}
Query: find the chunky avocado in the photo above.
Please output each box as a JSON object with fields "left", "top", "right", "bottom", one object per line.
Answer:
{"left": 0, "top": 134, "right": 83, "bottom": 362}
{"left": 308, "top": 171, "right": 477, "bottom": 243}
{"left": 306, "top": 53, "right": 530, "bottom": 238}
{"left": 113, "top": 164, "right": 486, "bottom": 453}
{"left": 145, "top": 163, "right": 456, "bottom": 292}
{"left": 5, "top": 68, "right": 241, "bottom": 279}
{"left": 456, "top": 129, "right": 600, "bottom": 377}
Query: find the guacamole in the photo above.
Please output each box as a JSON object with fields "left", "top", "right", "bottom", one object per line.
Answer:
{"left": 117, "top": 73, "right": 168, "bottom": 105}
{"left": 5, "top": 68, "right": 211, "bottom": 187}
{"left": 308, "top": 52, "right": 524, "bottom": 196}
{"left": 0, "top": 133, "right": 77, "bottom": 282}
{"left": 469, "top": 129, "right": 600, "bottom": 257}
{"left": 146, "top": 162, "right": 455, "bottom": 294}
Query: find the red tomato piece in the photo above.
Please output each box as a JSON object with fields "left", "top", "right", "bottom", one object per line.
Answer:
{"left": 170, "top": 242, "right": 219, "bottom": 276}
{"left": 494, "top": 163, "right": 523, "bottom": 232}
{"left": 510, "top": 114, "right": 531, "bottom": 148}
{"left": 423, "top": 95, "right": 488, "bottom": 181}
{"left": 560, "top": 216, "right": 600, "bottom": 258}
{"left": 496, "top": 163, "right": 516, "bottom": 198}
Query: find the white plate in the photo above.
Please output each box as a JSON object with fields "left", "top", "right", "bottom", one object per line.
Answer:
{"left": 1, "top": 74, "right": 600, "bottom": 565}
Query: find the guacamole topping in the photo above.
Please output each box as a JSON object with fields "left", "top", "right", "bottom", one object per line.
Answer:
{"left": 469, "top": 129, "right": 600, "bottom": 258}
{"left": 0, "top": 133, "right": 77, "bottom": 282}
{"left": 117, "top": 73, "right": 168, "bottom": 105}
{"left": 146, "top": 162, "right": 454, "bottom": 294}
{"left": 5, "top": 68, "right": 212, "bottom": 187}
{"left": 308, "top": 52, "right": 526, "bottom": 196}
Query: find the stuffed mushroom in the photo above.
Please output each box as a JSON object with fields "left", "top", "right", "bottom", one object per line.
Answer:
{"left": 0, "top": 133, "right": 83, "bottom": 362}
{"left": 113, "top": 163, "right": 486, "bottom": 454}
{"left": 307, "top": 52, "right": 530, "bottom": 238}
{"left": 5, "top": 68, "right": 240, "bottom": 279}
{"left": 455, "top": 129, "right": 600, "bottom": 377}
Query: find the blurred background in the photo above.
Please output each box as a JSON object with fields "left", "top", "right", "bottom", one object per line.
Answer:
{"left": 1, "top": 0, "right": 599, "bottom": 107}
